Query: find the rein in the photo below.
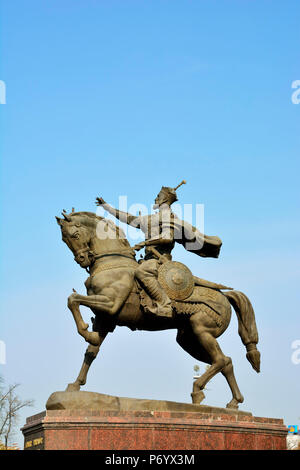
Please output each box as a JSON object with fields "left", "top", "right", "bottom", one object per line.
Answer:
{"left": 74, "top": 248, "right": 135, "bottom": 262}
{"left": 93, "top": 252, "right": 136, "bottom": 262}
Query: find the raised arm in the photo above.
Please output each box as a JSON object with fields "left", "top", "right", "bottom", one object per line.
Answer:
{"left": 95, "top": 197, "right": 140, "bottom": 228}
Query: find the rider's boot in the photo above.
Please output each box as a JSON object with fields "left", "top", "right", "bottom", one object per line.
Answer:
{"left": 141, "top": 277, "right": 173, "bottom": 318}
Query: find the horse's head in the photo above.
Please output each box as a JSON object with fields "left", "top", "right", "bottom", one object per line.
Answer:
{"left": 56, "top": 211, "right": 95, "bottom": 268}
{"left": 56, "top": 210, "right": 135, "bottom": 269}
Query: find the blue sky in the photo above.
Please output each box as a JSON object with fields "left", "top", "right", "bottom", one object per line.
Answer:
{"left": 0, "top": 0, "right": 299, "bottom": 448}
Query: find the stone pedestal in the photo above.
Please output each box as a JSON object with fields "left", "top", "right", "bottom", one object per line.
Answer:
{"left": 21, "top": 392, "right": 288, "bottom": 450}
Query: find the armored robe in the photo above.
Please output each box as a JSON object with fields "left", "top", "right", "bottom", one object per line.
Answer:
{"left": 97, "top": 181, "right": 224, "bottom": 318}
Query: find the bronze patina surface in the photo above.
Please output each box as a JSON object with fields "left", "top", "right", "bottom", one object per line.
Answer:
{"left": 55, "top": 181, "right": 261, "bottom": 410}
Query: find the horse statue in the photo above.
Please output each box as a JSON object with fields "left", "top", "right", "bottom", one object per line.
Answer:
{"left": 56, "top": 210, "right": 261, "bottom": 409}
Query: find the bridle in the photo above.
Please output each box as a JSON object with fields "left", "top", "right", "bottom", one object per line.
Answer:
{"left": 73, "top": 246, "right": 92, "bottom": 260}
{"left": 73, "top": 246, "right": 136, "bottom": 274}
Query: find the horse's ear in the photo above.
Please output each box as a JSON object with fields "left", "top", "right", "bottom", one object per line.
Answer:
{"left": 56, "top": 216, "right": 63, "bottom": 226}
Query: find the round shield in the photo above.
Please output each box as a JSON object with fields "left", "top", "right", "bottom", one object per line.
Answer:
{"left": 158, "top": 261, "right": 194, "bottom": 300}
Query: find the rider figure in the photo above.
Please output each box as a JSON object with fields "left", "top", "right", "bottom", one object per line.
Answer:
{"left": 95, "top": 181, "right": 186, "bottom": 318}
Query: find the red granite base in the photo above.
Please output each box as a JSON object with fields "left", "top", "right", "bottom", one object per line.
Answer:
{"left": 21, "top": 409, "right": 287, "bottom": 450}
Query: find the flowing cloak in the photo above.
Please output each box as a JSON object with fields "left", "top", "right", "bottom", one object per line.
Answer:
{"left": 170, "top": 214, "right": 222, "bottom": 258}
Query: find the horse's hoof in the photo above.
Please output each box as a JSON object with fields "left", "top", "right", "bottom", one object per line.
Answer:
{"left": 226, "top": 399, "right": 239, "bottom": 409}
{"left": 191, "top": 390, "right": 205, "bottom": 404}
{"left": 66, "top": 382, "right": 80, "bottom": 392}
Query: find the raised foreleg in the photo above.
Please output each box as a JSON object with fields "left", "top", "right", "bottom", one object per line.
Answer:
{"left": 67, "top": 270, "right": 134, "bottom": 345}
{"left": 67, "top": 293, "right": 103, "bottom": 345}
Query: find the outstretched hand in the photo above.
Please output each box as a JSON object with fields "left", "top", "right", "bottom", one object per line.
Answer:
{"left": 95, "top": 197, "right": 106, "bottom": 206}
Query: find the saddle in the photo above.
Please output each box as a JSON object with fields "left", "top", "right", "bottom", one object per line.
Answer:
{"left": 137, "top": 259, "right": 232, "bottom": 319}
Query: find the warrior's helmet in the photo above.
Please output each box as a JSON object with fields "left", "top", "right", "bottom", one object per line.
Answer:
{"left": 157, "top": 180, "right": 186, "bottom": 206}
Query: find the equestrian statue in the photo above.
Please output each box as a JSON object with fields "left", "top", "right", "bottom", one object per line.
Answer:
{"left": 56, "top": 181, "right": 260, "bottom": 409}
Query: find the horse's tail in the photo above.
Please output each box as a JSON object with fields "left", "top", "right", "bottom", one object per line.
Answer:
{"left": 224, "top": 290, "right": 261, "bottom": 373}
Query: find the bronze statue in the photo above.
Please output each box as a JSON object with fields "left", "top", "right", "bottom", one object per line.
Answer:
{"left": 56, "top": 183, "right": 261, "bottom": 410}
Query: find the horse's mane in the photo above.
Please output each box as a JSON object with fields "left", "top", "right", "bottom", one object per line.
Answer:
{"left": 70, "top": 211, "right": 127, "bottom": 240}
{"left": 71, "top": 211, "right": 105, "bottom": 222}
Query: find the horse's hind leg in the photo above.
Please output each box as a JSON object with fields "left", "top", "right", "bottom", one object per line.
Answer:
{"left": 66, "top": 331, "right": 108, "bottom": 391}
{"left": 221, "top": 357, "right": 244, "bottom": 409}
{"left": 190, "top": 333, "right": 226, "bottom": 403}
{"left": 189, "top": 313, "right": 227, "bottom": 403}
